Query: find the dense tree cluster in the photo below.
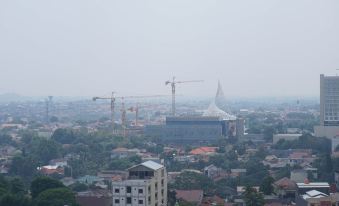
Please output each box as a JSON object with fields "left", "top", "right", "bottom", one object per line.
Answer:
{"left": 0, "top": 175, "right": 77, "bottom": 206}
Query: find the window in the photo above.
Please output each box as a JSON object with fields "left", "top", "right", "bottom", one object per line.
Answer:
{"left": 126, "top": 197, "right": 132, "bottom": 204}
{"left": 161, "top": 189, "right": 164, "bottom": 195}
{"left": 127, "top": 186, "right": 131, "bottom": 193}
{"left": 139, "top": 199, "right": 143, "bottom": 204}
{"left": 115, "top": 199, "right": 120, "bottom": 204}
{"left": 148, "top": 186, "right": 151, "bottom": 192}
{"left": 138, "top": 189, "right": 143, "bottom": 194}
{"left": 161, "top": 179, "right": 164, "bottom": 187}
{"left": 155, "top": 183, "right": 158, "bottom": 190}
{"left": 161, "top": 169, "right": 164, "bottom": 177}
{"left": 115, "top": 188, "right": 120, "bottom": 193}
{"left": 155, "top": 192, "right": 158, "bottom": 200}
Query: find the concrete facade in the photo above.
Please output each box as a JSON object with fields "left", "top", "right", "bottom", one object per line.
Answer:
{"left": 112, "top": 161, "right": 167, "bottom": 206}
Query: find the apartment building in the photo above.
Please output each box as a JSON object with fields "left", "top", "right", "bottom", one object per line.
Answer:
{"left": 112, "top": 161, "right": 167, "bottom": 206}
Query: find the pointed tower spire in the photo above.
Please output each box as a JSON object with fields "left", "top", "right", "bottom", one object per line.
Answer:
{"left": 216, "top": 80, "right": 225, "bottom": 98}
{"left": 215, "top": 81, "right": 229, "bottom": 113}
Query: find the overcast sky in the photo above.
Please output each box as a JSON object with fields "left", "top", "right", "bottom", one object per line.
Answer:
{"left": 0, "top": 0, "right": 338, "bottom": 98}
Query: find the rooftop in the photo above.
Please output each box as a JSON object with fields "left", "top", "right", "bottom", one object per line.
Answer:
{"left": 297, "top": 182, "right": 330, "bottom": 188}
{"left": 140, "top": 161, "right": 164, "bottom": 171}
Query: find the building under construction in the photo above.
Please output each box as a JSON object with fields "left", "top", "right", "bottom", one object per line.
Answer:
{"left": 145, "top": 82, "right": 244, "bottom": 143}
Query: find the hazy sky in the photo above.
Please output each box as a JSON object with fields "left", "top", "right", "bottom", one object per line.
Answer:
{"left": 0, "top": 0, "right": 338, "bottom": 98}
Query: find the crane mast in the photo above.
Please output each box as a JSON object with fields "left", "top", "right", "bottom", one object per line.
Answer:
{"left": 165, "top": 77, "right": 203, "bottom": 116}
{"left": 93, "top": 93, "right": 168, "bottom": 136}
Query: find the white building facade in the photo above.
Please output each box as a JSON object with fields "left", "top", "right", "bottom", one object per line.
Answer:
{"left": 112, "top": 161, "right": 167, "bottom": 206}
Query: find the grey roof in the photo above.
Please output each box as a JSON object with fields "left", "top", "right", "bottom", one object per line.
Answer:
{"left": 140, "top": 161, "right": 164, "bottom": 171}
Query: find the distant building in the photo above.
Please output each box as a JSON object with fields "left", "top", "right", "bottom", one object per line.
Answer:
{"left": 295, "top": 190, "right": 339, "bottom": 206}
{"left": 175, "top": 190, "right": 203, "bottom": 205}
{"left": 111, "top": 148, "right": 140, "bottom": 159}
{"left": 145, "top": 115, "right": 243, "bottom": 143}
{"left": 112, "top": 161, "right": 167, "bottom": 206}
{"left": 144, "top": 82, "right": 243, "bottom": 143}
{"left": 273, "top": 177, "right": 296, "bottom": 199}
{"left": 76, "top": 189, "right": 112, "bottom": 206}
{"left": 315, "top": 74, "right": 339, "bottom": 152}
{"left": 273, "top": 134, "right": 302, "bottom": 144}
{"left": 296, "top": 182, "right": 330, "bottom": 196}
{"left": 291, "top": 170, "right": 308, "bottom": 183}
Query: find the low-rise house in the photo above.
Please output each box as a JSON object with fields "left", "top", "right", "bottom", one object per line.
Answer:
{"left": 236, "top": 186, "right": 259, "bottom": 196}
{"left": 49, "top": 158, "right": 68, "bottom": 167}
{"left": 204, "top": 164, "right": 222, "bottom": 179}
{"left": 201, "top": 195, "right": 227, "bottom": 206}
{"left": 38, "top": 165, "right": 64, "bottom": 175}
{"left": 189, "top": 147, "right": 217, "bottom": 156}
{"left": 111, "top": 148, "right": 140, "bottom": 159}
{"left": 297, "top": 182, "right": 330, "bottom": 196}
{"left": 295, "top": 190, "right": 339, "bottom": 206}
{"left": 176, "top": 190, "right": 203, "bottom": 205}
{"left": 76, "top": 189, "right": 112, "bottom": 206}
{"left": 291, "top": 169, "right": 308, "bottom": 183}
{"left": 77, "top": 175, "right": 104, "bottom": 185}
{"left": 273, "top": 177, "right": 297, "bottom": 199}
{"left": 173, "top": 155, "right": 196, "bottom": 163}
{"left": 230, "top": 169, "right": 247, "bottom": 178}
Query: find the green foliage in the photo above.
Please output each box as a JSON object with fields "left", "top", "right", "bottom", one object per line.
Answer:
{"left": 260, "top": 176, "right": 274, "bottom": 195}
{"left": 70, "top": 182, "right": 88, "bottom": 192}
{"left": 0, "top": 194, "right": 32, "bottom": 206}
{"left": 273, "top": 134, "right": 331, "bottom": 154}
{"left": 167, "top": 190, "right": 177, "bottom": 206}
{"left": 9, "top": 178, "right": 26, "bottom": 195}
{"left": 0, "top": 133, "right": 17, "bottom": 146}
{"left": 30, "top": 176, "right": 65, "bottom": 199}
{"left": 34, "top": 188, "right": 78, "bottom": 206}
{"left": 10, "top": 156, "right": 37, "bottom": 178}
{"left": 171, "top": 172, "right": 215, "bottom": 194}
{"left": 243, "top": 186, "right": 265, "bottom": 206}
{"left": 51, "top": 128, "right": 76, "bottom": 144}
{"left": 108, "top": 156, "right": 141, "bottom": 170}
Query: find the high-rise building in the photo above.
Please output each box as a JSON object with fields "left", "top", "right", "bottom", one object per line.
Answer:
{"left": 320, "top": 74, "right": 339, "bottom": 126}
{"left": 112, "top": 161, "right": 167, "bottom": 206}
{"left": 315, "top": 74, "right": 339, "bottom": 152}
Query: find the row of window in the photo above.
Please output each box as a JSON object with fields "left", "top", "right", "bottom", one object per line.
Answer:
{"left": 114, "top": 198, "right": 143, "bottom": 205}
{"left": 114, "top": 187, "right": 144, "bottom": 194}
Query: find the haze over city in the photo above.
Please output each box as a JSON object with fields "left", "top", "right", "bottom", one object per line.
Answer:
{"left": 1, "top": 0, "right": 338, "bottom": 97}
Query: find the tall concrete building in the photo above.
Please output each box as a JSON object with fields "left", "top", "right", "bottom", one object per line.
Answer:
{"left": 112, "top": 161, "right": 167, "bottom": 206}
{"left": 315, "top": 74, "right": 339, "bottom": 152}
{"left": 319, "top": 74, "right": 339, "bottom": 126}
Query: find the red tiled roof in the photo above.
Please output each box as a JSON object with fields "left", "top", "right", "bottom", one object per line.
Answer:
{"left": 176, "top": 190, "right": 203, "bottom": 203}
{"left": 190, "top": 147, "right": 217, "bottom": 155}
{"left": 274, "top": 177, "right": 296, "bottom": 190}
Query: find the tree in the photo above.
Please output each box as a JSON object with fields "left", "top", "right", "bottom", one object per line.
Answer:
{"left": 30, "top": 138, "right": 62, "bottom": 165}
{"left": 51, "top": 128, "right": 76, "bottom": 144}
{"left": 34, "top": 188, "right": 78, "bottom": 206}
{"left": 71, "top": 182, "right": 88, "bottom": 192}
{"left": 0, "top": 194, "right": 32, "bottom": 206}
{"left": 260, "top": 176, "right": 274, "bottom": 195}
{"left": 243, "top": 186, "right": 265, "bottom": 206}
{"left": 9, "top": 178, "right": 25, "bottom": 195}
{"left": 30, "top": 176, "right": 65, "bottom": 199}
{"left": 10, "top": 156, "right": 37, "bottom": 178}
